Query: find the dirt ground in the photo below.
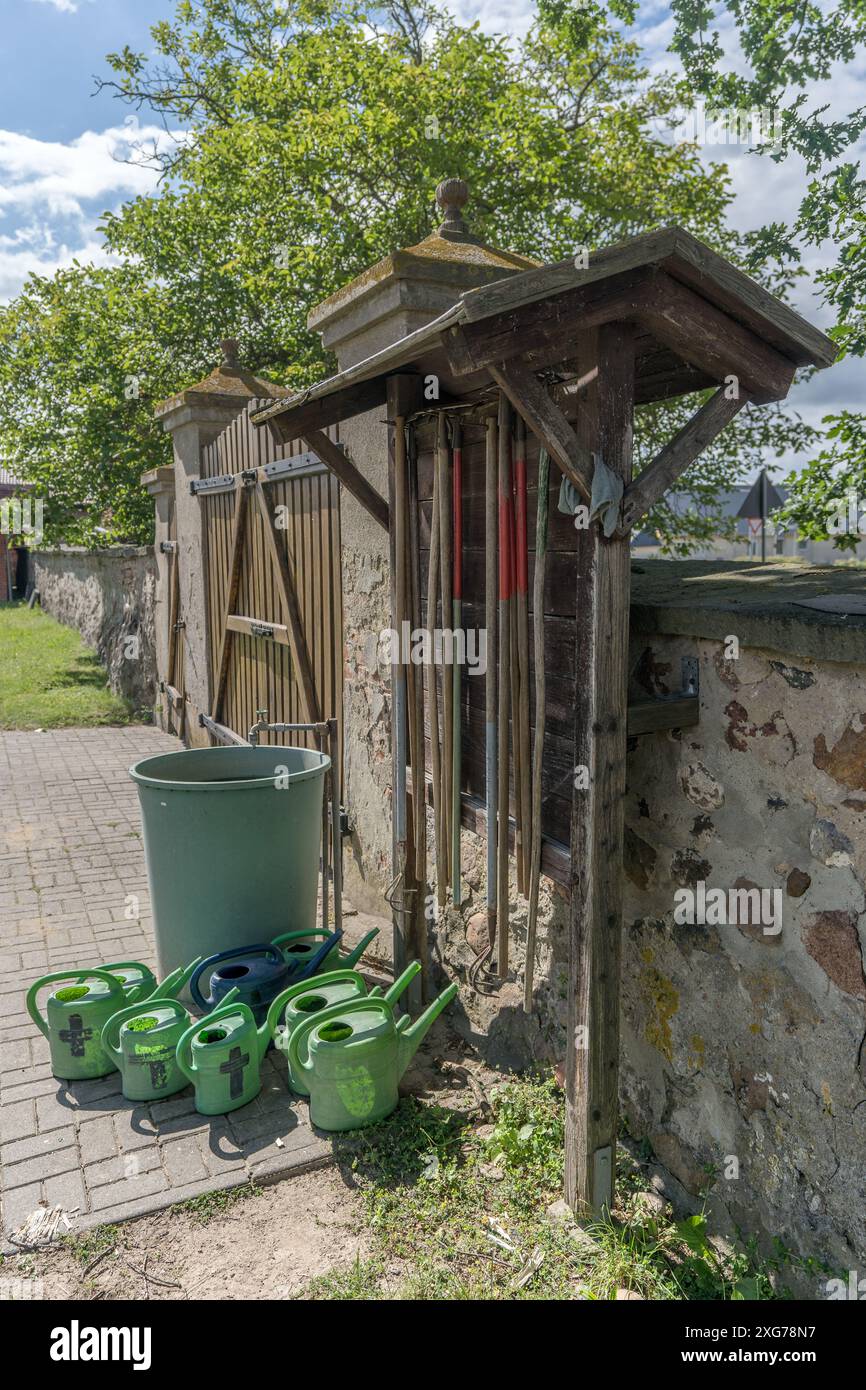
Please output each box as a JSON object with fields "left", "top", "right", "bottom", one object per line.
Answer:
{"left": 6, "top": 1166, "right": 369, "bottom": 1301}
{"left": 2, "top": 1027, "right": 501, "bottom": 1301}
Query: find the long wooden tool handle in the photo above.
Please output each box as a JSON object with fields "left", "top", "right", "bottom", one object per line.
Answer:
{"left": 524, "top": 447, "right": 550, "bottom": 1012}
{"left": 514, "top": 416, "right": 531, "bottom": 895}
{"left": 496, "top": 392, "right": 513, "bottom": 977}
{"left": 451, "top": 416, "right": 463, "bottom": 906}
{"left": 427, "top": 455, "right": 444, "bottom": 910}
{"left": 437, "top": 412, "right": 452, "bottom": 888}
{"left": 484, "top": 411, "right": 498, "bottom": 965}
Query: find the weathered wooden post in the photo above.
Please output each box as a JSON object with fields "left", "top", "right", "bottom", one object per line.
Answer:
{"left": 566, "top": 324, "right": 635, "bottom": 1218}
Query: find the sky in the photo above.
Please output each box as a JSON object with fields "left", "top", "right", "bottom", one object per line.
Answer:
{"left": 0, "top": 0, "right": 862, "bottom": 452}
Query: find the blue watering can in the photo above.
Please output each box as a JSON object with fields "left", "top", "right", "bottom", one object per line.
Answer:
{"left": 189, "top": 928, "right": 378, "bottom": 1021}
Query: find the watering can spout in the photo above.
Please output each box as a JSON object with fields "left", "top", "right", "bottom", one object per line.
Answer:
{"left": 341, "top": 927, "right": 380, "bottom": 970}
{"left": 398, "top": 983, "right": 458, "bottom": 1073}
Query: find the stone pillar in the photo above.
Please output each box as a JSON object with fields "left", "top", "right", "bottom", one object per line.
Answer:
{"left": 307, "top": 180, "right": 536, "bottom": 918}
{"left": 141, "top": 465, "right": 174, "bottom": 727}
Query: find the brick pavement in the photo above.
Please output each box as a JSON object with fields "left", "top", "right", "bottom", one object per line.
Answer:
{"left": 0, "top": 727, "right": 331, "bottom": 1250}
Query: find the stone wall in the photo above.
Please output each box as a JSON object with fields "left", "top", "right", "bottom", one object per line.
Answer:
{"left": 619, "top": 628, "right": 866, "bottom": 1283}
{"left": 342, "top": 561, "right": 866, "bottom": 1279}
{"left": 31, "top": 547, "right": 157, "bottom": 711}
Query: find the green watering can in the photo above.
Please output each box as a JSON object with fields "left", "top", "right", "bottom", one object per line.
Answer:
{"left": 268, "top": 961, "right": 422, "bottom": 1096}
{"left": 175, "top": 999, "right": 272, "bottom": 1115}
{"left": 103, "top": 968, "right": 232, "bottom": 1103}
{"left": 26, "top": 959, "right": 195, "bottom": 1082}
{"left": 272, "top": 926, "right": 380, "bottom": 977}
{"left": 284, "top": 981, "right": 458, "bottom": 1132}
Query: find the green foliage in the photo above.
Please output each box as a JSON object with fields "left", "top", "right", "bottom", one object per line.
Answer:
{"left": 306, "top": 1078, "right": 791, "bottom": 1300}
{"left": 0, "top": 606, "right": 135, "bottom": 729}
{"left": 0, "top": 0, "right": 761, "bottom": 550}
{"left": 667, "top": 0, "right": 866, "bottom": 535}
{"left": 775, "top": 411, "right": 866, "bottom": 549}
{"left": 0, "top": 0, "right": 859, "bottom": 549}
{"left": 63, "top": 1224, "right": 119, "bottom": 1268}
{"left": 177, "top": 1181, "right": 261, "bottom": 1225}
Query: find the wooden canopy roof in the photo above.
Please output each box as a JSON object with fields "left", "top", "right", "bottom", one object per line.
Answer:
{"left": 252, "top": 224, "right": 837, "bottom": 444}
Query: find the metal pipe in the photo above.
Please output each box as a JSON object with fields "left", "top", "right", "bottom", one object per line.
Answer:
{"left": 328, "top": 717, "right": 343, "bottom": 937}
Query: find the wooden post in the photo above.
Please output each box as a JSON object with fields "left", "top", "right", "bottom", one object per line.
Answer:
{"left": 566, "top": 322, "right": 635, "bottom": 1219}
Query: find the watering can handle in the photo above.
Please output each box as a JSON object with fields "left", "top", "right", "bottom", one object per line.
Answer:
{"left": 102, "top": 998, "right": 189, "bottom": 1064}
{"left": 26, "top": 969, "right": 124, "bottom": 1039}
{"left": 189, "top": 945, "right": 278, "bottom": 1011}
{"left": 284, "top": 996, "right": 388, "bottom": 1082}
{"left": 297, "top": 930, "right": 343, "bottom": 982}
{"left": 271, "top": 930, "right": 328, "bottom": 950}
{"left": 102, "top": 960, "right": 156, "bottom": 1002}
{"left": 263, "top": 970, "right": 362, "bottom": 1044}
{"left": 174, "top": 990, "right": 246, "bottom": 1084}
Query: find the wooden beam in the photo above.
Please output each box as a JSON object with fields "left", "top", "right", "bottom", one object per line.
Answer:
{"left": 255, "top": 482, "right": 321, "bottom": 725}
{"left": 445, "top": 268, "right": 652, "bottom": 378}
{"left": 627, "top": 694, "right": 699, "bottom": 735}
{"left": 489, "top": 359, "right": 594, "bottom": 503}
{"left": 226, "top": 614, "right": 290, "bottom": 645}
{"left": 302, "top": 428, "right": 390, "bottom": 531}
{"left": 566, "top": 322, "right": 635, "bottom": 1220}
{"left": 635, "top": 272, "right": 796, "bottom": 403}
{"left": 619, "top": 386, "right": 749, "bottom": 532}
{"left": 198, "top": 713, "right": 249, "bottom": 747}
{"left": 254, "top": 375, "right": 388, "bottom": 444}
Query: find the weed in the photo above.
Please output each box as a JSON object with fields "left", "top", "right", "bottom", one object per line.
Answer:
{"left": 63, "top": 1225, "right": 118, "bottom": 1267}
{"left": 302, "top": 1076, "right": 796, "bottom": 1302}
{"left": 177, "top": 1183, "right": 260, "bottom": 1226}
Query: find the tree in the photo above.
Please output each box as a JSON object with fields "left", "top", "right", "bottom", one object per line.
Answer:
{"left": 668, "top": 0, "right": 866, "bottom": 549}
{"left": 0, "top": 264, "right": 172, "bottom": 545}
{"left": 0, "top": 0, "right": 833, "bottom": 547}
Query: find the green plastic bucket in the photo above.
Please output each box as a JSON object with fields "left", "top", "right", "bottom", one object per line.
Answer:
{"left": 129, "top": 745, "right": 330, "bottom": 977}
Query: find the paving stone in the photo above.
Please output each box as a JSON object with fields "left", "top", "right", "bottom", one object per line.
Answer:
{"left": 4, "top": 1144, "right": 80, "bottom": 1189}
{"left": 88, "top": 1171, "right": 165, "bottom": 1212}
{"left": 84, "top": 1146, "right": 162, "bottom": 1189}
{"left": 35, "top": 1092, "right": 80, "bottom": 1132}
{"left": 0, "top": 726, "right": 336, "bottom": 1239}
{"left": 161, "top": 1136, "right": 209, "bottom": 1186}
{"left": 0, "top": 1099, "right": 37, "bottom": 1144}
{"left": 78, "top": 1117, "right": 116, "bottom": 1165}
{"left": 1, "top": 1182, "right": 43, "bottom": 1236}
{"left": 3, "top": 1126, "right": 76, "bottom": 1166}
{"left": 43, "top": 1169, "right": 88, "bottom": 1217}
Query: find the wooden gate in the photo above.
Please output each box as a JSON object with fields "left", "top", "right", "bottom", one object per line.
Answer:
{"left": 196, "top": 402, "right": 342, "bottom": 754}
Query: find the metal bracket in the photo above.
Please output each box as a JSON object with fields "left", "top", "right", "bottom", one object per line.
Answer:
{"left": 159, "top": 539, "right": 177, "bottom": 554}
{"left": 681, "top": 655, "right": 699, "bottom": 697}
{"left": 190, "top": 473, "right": 236, "bottom": 496}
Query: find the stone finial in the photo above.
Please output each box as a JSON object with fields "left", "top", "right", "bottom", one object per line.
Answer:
{"left": 220, "top": 337, "right": 240, "bottom": 369}
{"left": 436, "top": 177, "right": 470, "bottom": 238}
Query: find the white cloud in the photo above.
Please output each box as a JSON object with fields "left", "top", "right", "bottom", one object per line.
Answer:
{"left": 0, "top": 122, "right": 183, "bottom": 299}
{"left": 0, "top": 124, "right": 174, "bottom": 223}
{"left": 0, "top": 231, "right": 115, "bottom": 302}
{"left": 29, "top": 0, "right": 80, "bottom": 13}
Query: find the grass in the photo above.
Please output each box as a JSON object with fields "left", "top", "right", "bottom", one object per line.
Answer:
{"left": 302, "top": 1077, "right": 813, "bottom": 1301}
{"left": 176, "top": 1182, "right": 261, "bottom": 1226}
{"left": 0, "top": 603, "right": 135, "bottom": 728}
{"left": 63, "top": 1224, "right": 118, "bottom": 1268}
